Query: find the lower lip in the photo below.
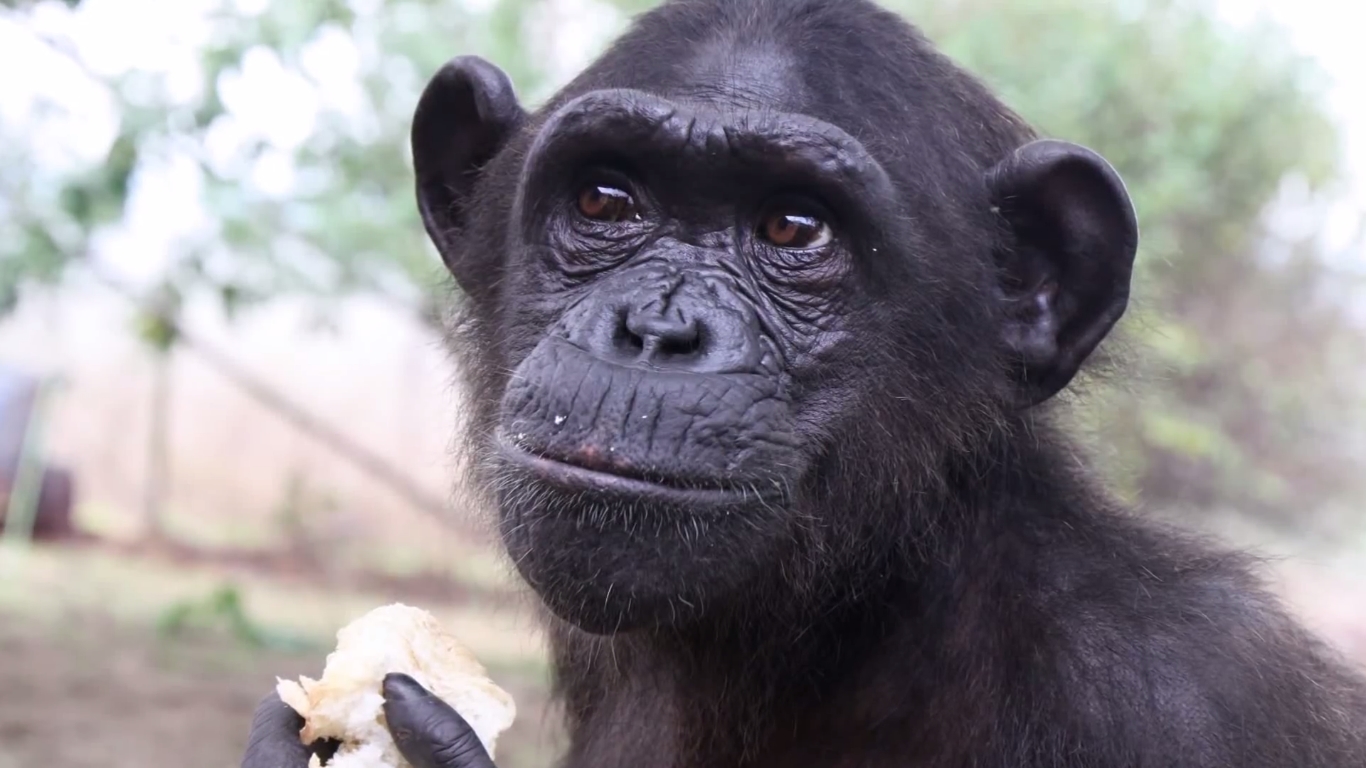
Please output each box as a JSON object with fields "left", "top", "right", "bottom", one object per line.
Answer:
{"left": 494, "top": 434, "right": 767, "bottom": 509}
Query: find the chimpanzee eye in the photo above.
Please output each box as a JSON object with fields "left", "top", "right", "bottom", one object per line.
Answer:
{"left": 760, "top": 211, "right": 833, "bottom": 249}
{"left": 576, "top": 182, "right": 638, "bottom": 222}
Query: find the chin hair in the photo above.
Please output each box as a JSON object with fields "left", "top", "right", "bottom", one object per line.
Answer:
{"left": 488, "top": 459, "right": 800, "bottom": 634}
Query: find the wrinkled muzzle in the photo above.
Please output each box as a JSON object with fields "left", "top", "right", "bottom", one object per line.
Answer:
{"left": 499, "top": 338, "right": 799, "bottom": 489}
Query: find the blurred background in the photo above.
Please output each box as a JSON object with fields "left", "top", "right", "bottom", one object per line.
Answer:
{"left": 0, "top": 0, "right": 1363, "bottom": 765}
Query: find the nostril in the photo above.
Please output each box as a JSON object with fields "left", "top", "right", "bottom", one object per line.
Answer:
{"left": 613, "top": 321, "right": 646, "bottom": 355}
{"left": 656, "top": 324, "right": 703, "bottom": 358}
{"left": 616, "top": 305, "right": 707, "bottom": 366}
{"left": 608, "top": 305, "right": 646, "bottom": 357}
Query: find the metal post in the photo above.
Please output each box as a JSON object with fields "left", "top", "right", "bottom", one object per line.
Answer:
{"left": 2, "top": 380, "right": 50, "bottom": 546}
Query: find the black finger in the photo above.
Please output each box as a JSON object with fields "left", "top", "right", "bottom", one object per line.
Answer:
{"left": 382, "top": 673, "right": 497, "bottom": 768}
{"left": 240, "top": 692, "right": 342, "bottom": 768}
{"left": 241, "top": 692, "right": 312, "bottom": 768}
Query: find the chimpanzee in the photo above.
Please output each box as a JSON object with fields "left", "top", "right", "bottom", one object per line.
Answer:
{"left": 241, "top": 0, "right": 1366, "bottom": 766}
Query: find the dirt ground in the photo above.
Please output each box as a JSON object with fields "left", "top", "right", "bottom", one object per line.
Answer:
{"left": 0, "top": 541, "right": 563, "bottom": 768}
{"left": 0, "top": 612, "right": 561, "bottom": 768}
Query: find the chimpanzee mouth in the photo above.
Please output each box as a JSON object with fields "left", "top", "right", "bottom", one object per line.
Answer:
{"left": 493, "top": 430, "right": 785, "bottom": 508}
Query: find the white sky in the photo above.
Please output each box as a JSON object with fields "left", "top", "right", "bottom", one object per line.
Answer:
{"left": 0, "top": 0, "right": 1361, "bottom": 285}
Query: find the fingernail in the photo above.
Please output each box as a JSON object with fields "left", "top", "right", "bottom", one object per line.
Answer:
{"left": 382, "top": 673, "right": 426, "bottom": 701}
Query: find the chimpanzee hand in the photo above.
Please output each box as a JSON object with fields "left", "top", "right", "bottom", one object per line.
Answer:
{"left": 240, "top": 673, "right": 497, "bottom": 768}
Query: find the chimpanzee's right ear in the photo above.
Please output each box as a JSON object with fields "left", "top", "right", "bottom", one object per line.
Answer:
{"left": 411, "top": 56, "right": 527, "bottom": 293}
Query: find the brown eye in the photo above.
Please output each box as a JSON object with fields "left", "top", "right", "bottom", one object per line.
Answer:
{"left": 761, "top": 211, "right": 833, "bottom": 249}
{"left": 577, "top": 183, "right": 637, "bottom": 222}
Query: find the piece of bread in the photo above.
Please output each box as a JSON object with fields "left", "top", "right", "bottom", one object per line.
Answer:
{"left": 276, "top": 603, "right": 517, "bottom": 768}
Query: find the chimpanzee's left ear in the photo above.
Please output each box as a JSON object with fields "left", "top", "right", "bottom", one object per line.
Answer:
{"left": 985, "top": 138, "right": 1139, "bottom": 408}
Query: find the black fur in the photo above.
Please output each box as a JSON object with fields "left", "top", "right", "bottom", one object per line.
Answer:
{"left": 412, "top": 0, "right": 1366, "bottom": 765}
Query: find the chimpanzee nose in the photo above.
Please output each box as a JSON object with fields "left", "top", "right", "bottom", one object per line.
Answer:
{"left": 574, "top": 277, "right": 764, "bottom": 375}
{"left": 619, "top": 306, "right": 703, "bottom": 364}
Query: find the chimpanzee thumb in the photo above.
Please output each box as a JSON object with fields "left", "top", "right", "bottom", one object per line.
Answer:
{"left": 382, "top": 673, "right": 497, "bottom": 768}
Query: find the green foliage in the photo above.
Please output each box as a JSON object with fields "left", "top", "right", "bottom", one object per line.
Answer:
{"left": 185, "top": 0, "right": 564, "bottom": 318}
{"left": 0, "top": 0, "right": 562, "bottom": 322}
{"left": 157, "top": 583, "right": 322, "bottom": 652}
